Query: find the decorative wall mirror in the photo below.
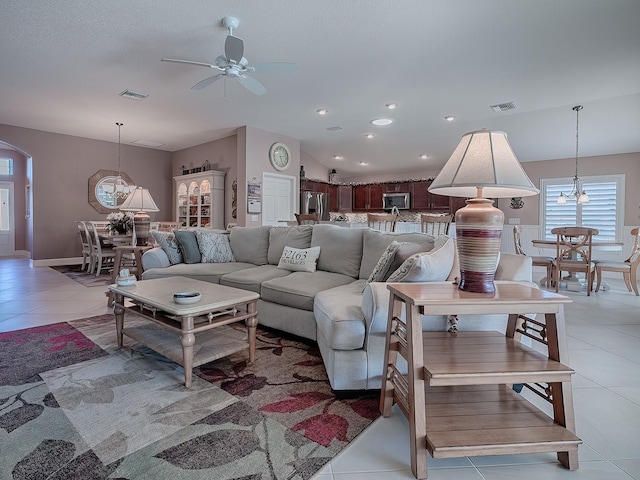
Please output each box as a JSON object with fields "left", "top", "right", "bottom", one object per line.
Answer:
{"left": 88, "top": 169, "right": 135, "bottom": 213}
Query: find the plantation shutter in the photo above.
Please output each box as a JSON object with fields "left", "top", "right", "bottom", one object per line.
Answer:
{"left": 580, "top": 181, "right": 618, "bottom": 241}
{"left": 544, "top": 183, "right": 576, "bottom": 239}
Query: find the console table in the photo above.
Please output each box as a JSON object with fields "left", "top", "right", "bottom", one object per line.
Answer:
{"left": 380, "top": 282, "right": 581, "bottom": 479}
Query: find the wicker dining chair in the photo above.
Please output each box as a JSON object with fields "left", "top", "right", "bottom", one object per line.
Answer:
{"left": 595, "top": 227, "right": 640, "bottom": 296}
{"left": 552, "top": 226, "right": 598, "bottom": 295}
{"left": 513, "top": 225, "right": 555, "bottom": 288}
{"left": 420, "top": 213, "right": 453, "bottom": 236}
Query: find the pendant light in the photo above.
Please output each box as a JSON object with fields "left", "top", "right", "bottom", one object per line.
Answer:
{"left": 557, "top": 105, "right": 589, "bottom": 204}
{"left": 108, "top": 122, "right": 134, "bottom": 199}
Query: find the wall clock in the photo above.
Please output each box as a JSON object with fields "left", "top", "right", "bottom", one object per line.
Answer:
{"left": 269, "top": 142, "right": 291, "bottom": 171}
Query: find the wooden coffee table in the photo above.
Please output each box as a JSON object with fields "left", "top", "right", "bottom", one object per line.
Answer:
{"left": 109, "top": 276, "right": 259, "bottom": 388}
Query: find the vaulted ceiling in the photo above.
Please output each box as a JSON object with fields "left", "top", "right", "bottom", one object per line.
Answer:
{"left": 1, "top": 0, "right": 639, "bottom": 176}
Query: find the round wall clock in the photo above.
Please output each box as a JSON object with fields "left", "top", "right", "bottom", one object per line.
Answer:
{"left": 269, "top": 142, "right": 291, "bottom": 171}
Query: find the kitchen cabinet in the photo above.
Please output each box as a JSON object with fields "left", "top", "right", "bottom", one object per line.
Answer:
{"left": 174, "top": 171, "right": 225, "bottom": 229}
{"left": 383, "top": 182, "right": 411, "bottom": 193}
{"left": 338, "top": 185, "right": 352, "bottom": 212}
{"left": 411, "top": 180, "right": 449, "bottom": 211}
{"left": 353, "top": 184, "right": 384, "bottom": 211}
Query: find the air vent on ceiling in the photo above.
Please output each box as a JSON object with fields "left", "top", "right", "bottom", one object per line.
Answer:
{"left": 490, "top": 101, "right": 517, "bottom": 112}
{"left": 326, "top": 126, "right": 342, "bottom": 132}
{"left": 132, "top": 139, "right": 165, "bottom": 148}
{"left": 119, "top": 89, "right": 149, "bottom": 101}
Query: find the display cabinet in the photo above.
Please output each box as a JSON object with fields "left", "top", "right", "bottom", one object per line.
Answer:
{"left": 174, "top": 171, "right": 225, "bottom": 229}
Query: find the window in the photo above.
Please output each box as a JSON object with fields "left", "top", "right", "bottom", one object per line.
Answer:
{"left": 541, "top": 174, "right": 624, "bottom": 241}
{"left": 0, "top": 158, "right": 13, "bottom": 175}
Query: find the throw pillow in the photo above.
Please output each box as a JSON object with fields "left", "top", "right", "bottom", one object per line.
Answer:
{"left": 173, "top": 230, "right": 202, "bottom": 264}
{"left": 195, "top": 230, "right": 235, "bottom": 263}
{"left": 367, "top": 241, "right": 401, "bottom": 283}
{"left": 277, "top": 246, "right": 321, "bottom": 272}
{"left": 384, "top": 241, "right": 434, "bottom": 281}
{"left": 150, "top": 231, "right": 183, "bottom": 265}
{"left": 386, "top": 236, "right": 455, "bottom": 283}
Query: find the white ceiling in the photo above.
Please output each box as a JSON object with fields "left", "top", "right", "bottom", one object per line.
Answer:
{"left": 1, "top": 0, "right": 639, "bottom": 177}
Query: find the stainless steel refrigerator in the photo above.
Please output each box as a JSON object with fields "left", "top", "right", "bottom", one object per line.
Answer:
{"left": 300, "top": 191, "right": 329, "bottom": 221}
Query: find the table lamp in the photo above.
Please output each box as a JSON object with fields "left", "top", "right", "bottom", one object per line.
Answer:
{"left": 429, "top": 130, "right": 539, "bottom": 293}
{"left": 119, "top": 186, "right": 160, "bottom": 246}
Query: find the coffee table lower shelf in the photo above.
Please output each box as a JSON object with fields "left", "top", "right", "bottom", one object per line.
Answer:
{"left": 123, "top": 323, "right": 248, "bottom": 369}
{"left": 424, "top": 384, "right": 581, "bottom": 459}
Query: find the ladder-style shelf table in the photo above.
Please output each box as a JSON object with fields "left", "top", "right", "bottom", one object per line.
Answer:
{"left": 380, "top": 282, "right": 581, "bottom": 479}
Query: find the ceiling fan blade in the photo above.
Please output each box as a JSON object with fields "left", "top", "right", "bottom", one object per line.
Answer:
{"left": 161, "top": 58, "right": 215, "bottom": 68}
{"left": 191, "top": 73, "right": 224, "bottom": 90}
{"left": 237, "top": 75, "right": 267, "bottom": 95}
{"left": 225, "top": 35, "right": 244, "bottom": 64}
{"left": 251, "top": 62, "right": 298, "bottom": 74}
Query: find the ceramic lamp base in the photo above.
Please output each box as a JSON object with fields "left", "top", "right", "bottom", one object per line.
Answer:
{"left": 133, "top": 211, "right": 151, "bottom": 246}
{"left": 454, "top": 198, "right": 504, "bottom": 293}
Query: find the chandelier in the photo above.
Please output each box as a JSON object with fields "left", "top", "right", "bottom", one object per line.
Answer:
{"left": 557, "top": 105, "right": 589, "bottom": 204}
{"left": 105, "top": 122, "right": 134, "bottom": 200}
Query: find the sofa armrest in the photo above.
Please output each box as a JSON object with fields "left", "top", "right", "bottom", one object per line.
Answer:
{"left": 141, "top": 247, "right": 171, "bottom": 270}
{"left": 495, "top": 252, "right": 533, "bottom": 282}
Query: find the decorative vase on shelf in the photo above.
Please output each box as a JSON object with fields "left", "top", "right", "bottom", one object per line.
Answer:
{"left": 300, "top": 165, "right": 306, "bottom": 179}
{"left": 329, "top": 169, "right": 338, "bottom": 183}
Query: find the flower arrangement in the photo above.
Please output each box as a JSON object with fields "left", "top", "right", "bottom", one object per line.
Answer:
{"left": 106, "top": 211, "right": 134, "bottom": 235}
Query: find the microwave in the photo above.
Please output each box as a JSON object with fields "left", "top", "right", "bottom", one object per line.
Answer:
{"left": 382, "top": 192, "right": 411, "bottom": 210}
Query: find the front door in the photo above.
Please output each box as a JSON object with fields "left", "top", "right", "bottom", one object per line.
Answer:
{"left": 0, "top": 182, "right": 15, "bottom": 256}
{"left": 262, "top": 173, "right": 296, "bottom": 226}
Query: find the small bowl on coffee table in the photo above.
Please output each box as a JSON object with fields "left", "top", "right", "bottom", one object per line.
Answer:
{"left": 173, "top": 292, "right": 201, "bottom": 304}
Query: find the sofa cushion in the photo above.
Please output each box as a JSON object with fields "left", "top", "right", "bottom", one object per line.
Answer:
{"left": 195, "top": 230, "right": 235, "bottom": 263}
{"left": 261, "top": 270, "right": 355, "bottom": 311}
{"left": 267, "top": 226, "right": 313, "bottom": 264}
{"left": 359, "top": 229, "right": 436, "bottom": 279}
{"left": 150, "top": 231, "right": 183, "bottom": 265}
{"left": 314, "top": 279, "right": 367, "bottom": 350}
{"left": 220, "top": 265, "right": 291, "bottom": 293}
{"left": 277, "top": 246, "right": 321, "bottom": 272}
{"left": 173, "top": 230, "right": 201, "bottom": 264}
{"left": 366, "top": 241, "right": 400, "bottom": 283}
{"left": 311, "top": 224, "right": 363, "bottom": 278}
{"left": 142, "top": 262, "right": 255, "bottom": 284}
{"left": 229, "top": 226, "right": 271, "bottom": 265}
{"left": 387, "top": 236, "right": 455, "bottom": 282}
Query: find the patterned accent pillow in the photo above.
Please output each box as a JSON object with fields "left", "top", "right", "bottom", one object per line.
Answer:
{"left": 367, "top": 241, "right": 401, "bottom": 283}
{"left": 195, "top": 230, "right": 235, "bottom": 263}
{"left": 277, "top": 246, "right": 321, "bottom": 272}
{"left": 386, "top": 236, "right": 455, "bottom": 283}
{"left": 150, "top": 231, "right": 183, "bottom": 265}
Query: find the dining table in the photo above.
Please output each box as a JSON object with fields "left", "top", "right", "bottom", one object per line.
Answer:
{"left": 531, "top": 239, "right": 624, "bottom": 292}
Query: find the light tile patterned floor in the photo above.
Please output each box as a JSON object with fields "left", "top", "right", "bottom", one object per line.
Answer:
{"left": 1, "top": 257, "right": 639, "bottom": 480}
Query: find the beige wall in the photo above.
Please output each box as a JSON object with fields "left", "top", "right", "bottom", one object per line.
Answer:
{"left": 301, "top": 150, "right": 330, "bottom": 182}
{"left": 0, "top": 123, "right": 173, "bottom": 261}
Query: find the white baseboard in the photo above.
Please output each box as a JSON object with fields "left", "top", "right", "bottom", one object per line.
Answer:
{"left": 32, "top": 257, "right": 84, "bottom": 268}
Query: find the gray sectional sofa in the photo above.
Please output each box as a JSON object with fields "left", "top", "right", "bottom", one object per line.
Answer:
{"left": 141, "top": 224, "right": 533, "bottom": 391}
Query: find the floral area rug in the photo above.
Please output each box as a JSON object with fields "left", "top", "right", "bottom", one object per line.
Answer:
{"left": 51, "top": 265, "right": 112, "bottom": 287}
{"left": 0, "top": 314, "right": 379, "bottom": 479}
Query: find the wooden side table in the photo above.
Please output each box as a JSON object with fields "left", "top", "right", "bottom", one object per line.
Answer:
{"left": 106, "top": 245, "right": 153, "bottom": 306}
{"left": 379, "top": 282, "right": 581, "bottom": 479}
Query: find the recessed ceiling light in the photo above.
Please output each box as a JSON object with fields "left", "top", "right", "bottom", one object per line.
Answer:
{"left": 333, "top": 155, "right": 343, "bottom": 160}
{"left": 419, "top": 154, "right": 429, "bottom": 160}
{"left": 444, "top": 115, "right": 455, "bottom": 122}
{"left": 359, "top": 161, "right": 369, "bottom": 166}
{"left": 365, "top": 133, "right": 375, "bottom": 139}
{"left": 385, "top": 103, "right": 398, "bottom": 110}
{"left": 316, "top": 109, "right": 328, "bottom": 115}
{"left": 370, "top": 118, "right": 393, "bottom": 126}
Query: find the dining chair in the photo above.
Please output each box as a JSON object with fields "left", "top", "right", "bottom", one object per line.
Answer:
{"left": 76, "top": 221, "right": 92, "bottom": 272}
{"left": 513, "top": 225, "right": 555, "bottom": 288}
{"left": 420, "top": 213, "right": 453, "bottom": 236}
{"left": 367, "top": 212, "right": 398, "bottom": 232}
{"left": 294, "top": 213, "right": 319, "bottom": 225}
{"left": 87, "top": 221, "right": 117, "bottom": 276}
{"left": 552, "top": 226, "right": 598, "bottom": 295}
{"left": 595, "top": 227, "right": 640, "bottom": 296}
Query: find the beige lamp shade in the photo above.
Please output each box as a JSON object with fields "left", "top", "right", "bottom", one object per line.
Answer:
{"left": 430, "top": 130, "right": 538, "bottom": 294}
{"left": 428, "top": 130, "right": 539, "bottom": 198}
{"left": 120, "top": 187, "right": 159, "bottom": 246}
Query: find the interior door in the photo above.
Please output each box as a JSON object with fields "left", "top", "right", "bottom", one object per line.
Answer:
{"left": 262, "top": 173, "right": 295, "bottom": 226}
{"left": 0, "top": 182, "right": 15, "bottom": 255}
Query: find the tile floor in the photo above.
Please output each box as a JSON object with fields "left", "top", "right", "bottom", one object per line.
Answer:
{"left": 1, "top": 256, "right": 639, "bottom": 480}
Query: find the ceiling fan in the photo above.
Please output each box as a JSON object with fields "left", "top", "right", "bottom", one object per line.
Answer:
{"left": 162, "top": 16, "right": 297, "bottom": 96}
